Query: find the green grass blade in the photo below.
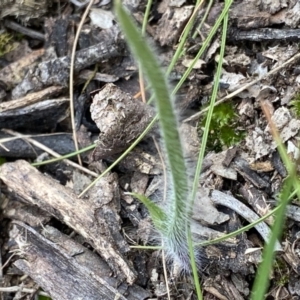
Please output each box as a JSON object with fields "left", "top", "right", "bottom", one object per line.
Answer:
{"left": 172, "top": 0, "right": 233, "bottom": 96}
{"left": 166, "top": 0, "right": 204, "bottom": 75}
{"left": 251, "top": 178, "right": 293, "bottom": 300}
{"left": 141, "top": 0, "right": 152, "bottom": 35}
{"left": 250, "top": 106, "right": 300, "bottom": 299}
{"left": 190, "top": 0, "right": 230, "bottom": 207}
{"left": 114, "top": 1, "right": 188, "bottom": 233}
{"left": 32, "top": 143, "right": 96, "bottom": 166}
{"left": 187, "top": 4, "right": 230, "bottom": 299}
{"left": 114, "top": 5, "right": 203, "bottom": 298}
{"left": 130, "top": 192, "right": 167, "bottom": 232}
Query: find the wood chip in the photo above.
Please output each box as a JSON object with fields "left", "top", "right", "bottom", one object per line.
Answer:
{"left": 0, "top": 160, "right": 136, "bottom": 284}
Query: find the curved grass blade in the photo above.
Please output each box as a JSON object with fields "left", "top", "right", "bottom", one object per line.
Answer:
{"left": 130, "top": 192, "right": 167, "bottom": 232}
{"left": 114, "top": 0, "right": 188, "bottom": 234}
{"left": 251, "top": 178, "right": 292, "bottom": 300}
{"left": 114, "top": 3, "right": 203, "bottom": 298}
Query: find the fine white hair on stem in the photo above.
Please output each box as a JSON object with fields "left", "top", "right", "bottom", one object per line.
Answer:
{"left": 114, "top": 0, "right": 202, "bottom": 280}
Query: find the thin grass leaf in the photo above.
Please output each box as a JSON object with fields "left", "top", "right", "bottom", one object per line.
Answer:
{"left": 172, "top": 0, "right": 233, "bottom": 96}
{"left": 114, "top": 5, "right": 203, "bottom": 297}
{"left": 250, "top": 104, "right": 300, "bottom": 299}
{"left": 186, "top": 3, "right": 230, "bottom": 299}
{"left": 251, "top": 178, "right": 293, "bottom": 300}
{"left": 130, "top": 192, "right": 167, "bottom": 232}
{"left": 114, "top": 0, "right": 188, "bottom": 234}
{"left": 77, "top": 0, "right": 234, "bottom": 199}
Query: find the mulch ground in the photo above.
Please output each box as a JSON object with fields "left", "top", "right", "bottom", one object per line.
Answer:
{"left": 1, "top": 1, "right": 300, "bottom": 299}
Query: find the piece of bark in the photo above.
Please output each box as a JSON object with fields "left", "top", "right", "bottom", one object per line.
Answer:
{"left": 210, "top": 190, "right": 281, "bottom": 251}
{"left": 230, "top": 1, "right": 272, "bottom": 29}
{"left": 130, "top": 171, "right": 149, "bottom": 195}
{"left": 203, "top": 275, "right": 245, "bottom": 300}
{"left": 0, "top": 49, "right": 45, "bottom": 90}
{"left": 0, "top": 0, "right": 49, "bottom": 21}
{"left": 11, "top": 222, "right": 150, "bottom": 300}
{"left": 42, "top": 226, "right": 151, "bottom": 300}
{"left": 179, "top": 123, "right": 200, "bottom": 160}
{"left": 0, "top": 98, "right": 69, "bottom": 132}
{"left": 0, "top": 86, "right": 65, "bottom": 112}
{"left": 228, "top": 28, "right": 300, "bottom": 42}
{"left": 155, "top": 5, "right": 194, "bottom": 46}
{"left": 233, "top": 157, "right": 269, "bottom": 189}
{"left": 256, "top": 0, "right": 284, "bottom": 14}
{"left": 115, "top": 146, "right": 162, "bottom": 175}
{"left": 209, "top": 151, "right": 237, "bottom": 181}
{"left": 285, "top": 205, "right": 300, "bottom": 223}
{"left": 0, "top": 133, "right": 76, "bottom": 158}
{"left": 239, "top": 184, "right": 274, "bottom": 225}
{"left": 45, "top": 18, "right": 70, "bottom": 57}
{"left": 78, "top": 69, "right": 118, "bottom": 83}
{"left": 193, "top": 187, "right": 230, "bottom": 225}
{"left": 222, "top": 147, "right": 238, "bottom": 167}
{"left": 12, "top": 27, "right": 126, "bottom": 98}
{"left": 191, "top": 220, "right": 237, "bottom": 244}
{"left": 0, "top": 160, "right": 136, "bottom": 284}
{"left": 90, "top": 83, "right": 154, "bottom": 160}
{"left": 88, "top": 173, "right": 129, "bottom": 254}
{"left": 2, "top": 198, "right": 51, "bottom": 227}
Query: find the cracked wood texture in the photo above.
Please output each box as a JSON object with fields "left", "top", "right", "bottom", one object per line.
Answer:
{"left": 12, "top": 27, "right": 126, "bottom": 99}
{"left": 0, "top": 160, "right": 136, "bottom": 284}
{"left": 11, "top": 221, "right": 150, "bottom": 300}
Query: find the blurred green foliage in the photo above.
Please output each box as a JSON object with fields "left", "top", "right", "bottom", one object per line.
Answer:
{"left": 200, "top": 102, "right": 245, "bottom": 152}
{"left": 0, "top": 32, "right": 15, "bottom": 57}
{"left": 290, "top": 93, "right": 300, "bottom": 118}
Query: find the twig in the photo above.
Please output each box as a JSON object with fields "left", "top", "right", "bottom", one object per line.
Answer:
{"left": 3, "top": 129, "right": 98, "bottom": 177}
{"left": 183, "top": 52, "right": 300, "bottom": 123}
{"left": 0, "top": 286, "right": 49, "bottom": 297}
{"left": 4, "top": 20, "right": 45, "bottom": 41}
{"left": 69, "top": 0, "right": 94, "bottom": 166}
{"left": 228, "top": 28, "right": 300, "bottom": 42}
{"left": 210, "top": 190, "right": 282, "bottom": 251}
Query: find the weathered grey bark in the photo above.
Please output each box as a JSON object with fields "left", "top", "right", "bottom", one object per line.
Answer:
{"left": 228, "top": 28, "right": 300, "bottom": 42}
{"left": 11, "top": 222, "right": 150, "bottom": 300}
{"left": 12, "top": 27, "right": 126, "bottom": 98}
{"left": 91, "top": 83, "right": 155, "bottom": 160}
{"left": 0, "top": 133, "right": 75, "bottom": 158}
{"left": 0, "top": 86, "right": 65, "bottom": 112}
{"left": 0, "top": 98, "right": 69, "bottom": 132}
{"left": 0, "top": 160, "right": 136, "bottom": 284}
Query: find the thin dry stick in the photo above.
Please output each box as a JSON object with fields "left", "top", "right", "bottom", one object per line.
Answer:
{"left": 260, "top": 101, "right": 282, "bottom": 143}
{"left": 2, "top": 131, "right": 39, "bottom": 157}
{"left": 0, "top": 286, "right": 49, "bottom": 297}
{"left": 69, "top": 0, "right": 95, "bottom": 166}
{"left": 1, "top": 253, "right": 16, "bottom": 271}
{"left": 138, "top": 66, "right": 147, "bottom": 103}
{"left": 3, "top": 129, "right": 98, "bottom": 177}
{"left": 0, "top": 143, "right": 9, "bottom": 151}
{"left": 152, "top": 136, "right": 171, "bottom": 300}
{"left": 161, "top": 244, "right": 171, "bottom": 300}
{"left": 0, "top": 132, "right": 67, "bottom": 145}
{"left": 183, "top": 52, "right": 300, "bottom": 123}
